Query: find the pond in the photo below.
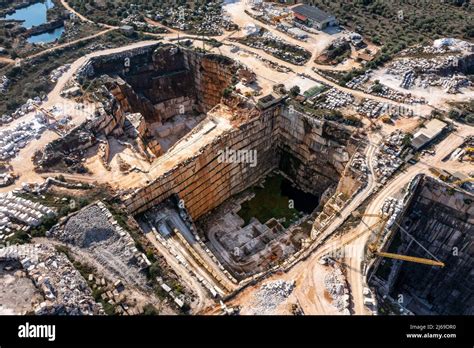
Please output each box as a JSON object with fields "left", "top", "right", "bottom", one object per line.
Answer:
{"left": 27, "top": 26, "right": 64, "bottom": 43}
{"left": 4, "top": 0, "right": 54, "bottom": 28}
{"left": 237, "top": 174, "right": 319, "bottom": 228}
{"left": 4, "top": 0, "right": 64, "bottom": 43}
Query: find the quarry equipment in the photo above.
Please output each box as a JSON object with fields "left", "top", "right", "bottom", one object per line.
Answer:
{"left": 362, "top": 214, "right": 445, "bottom": 267}
{"left": 452, "top": 177, "right": 474, "bottom": 186}
{"left": 32, "top": 103, "right": 56, "bottom": 124}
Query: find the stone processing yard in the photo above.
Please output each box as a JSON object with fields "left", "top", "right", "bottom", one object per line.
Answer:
{"left": 0, "top": 0, "right": 472, "bottom": 321}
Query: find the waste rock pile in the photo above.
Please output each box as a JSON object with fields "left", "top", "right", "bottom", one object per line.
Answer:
{"left": 324, "top": 265, "right": 350, "bottom": 314}
{"left": 0, "top": 75, "right": 10, "bottom": 94}
{"left": 47, "top": 202, "right": 151, "bottom": 285}
{"left": 249, "top": 280, "right": 295, "bottom": 315}
{"left": 0, "top": 243, "right": 104, "bottom": 315}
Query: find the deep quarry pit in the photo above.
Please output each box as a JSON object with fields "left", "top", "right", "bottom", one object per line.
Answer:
{"left": 368, "top": 176, "right": 474, "bottom": 315}
{"left": 41, "top": 43, "right": 361, "bottom": 280}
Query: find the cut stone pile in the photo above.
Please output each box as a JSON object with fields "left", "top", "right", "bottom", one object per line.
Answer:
{"left": 356, "top": 99, "right": 388, "bottom": 118}
{"left": 324, "top": 266, "right": 350, "bottom": 314}
{"left": 0, "top": 97, "right": 45, "bottom": 125}
{"left": 345, "top": 72, "right": 371, "bottom": 89}
{"left": 315, "top": 88, "right": 354, "bottom": 110}
{"left": 0, "top": 172, "right": 15, "bottom": 187}
{"left": 372, "top": 130, "right": 405, "bottom": 183}
{"left": 386, "top": 54, "right": 472, "bottom": 93}
{"left": 250, "top": 280, "right": 295, "bottom": 315}
{"left": 49, "top": 64, "right": 70, "bottom": 83}
{"left": 0, "top": 244, "right": 104, "bottom": 315}
{"left": 381, "top": 197, "right": 403, "bottom": 229}
{"left": 0, "top": 191, "right": 55, "bottom": 238}
{"left": 0, "top": 118, "right": 47, "bottom": 160}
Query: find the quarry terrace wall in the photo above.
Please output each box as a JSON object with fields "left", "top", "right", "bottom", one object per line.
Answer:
{"left": 124, "top": 104, "right": 356, "bottom": 219}
{"left": 79, "top": 43, "right": 239, "bottom": 124}
{"left": 124, "top": 105, "right": 280, "bottom": 219}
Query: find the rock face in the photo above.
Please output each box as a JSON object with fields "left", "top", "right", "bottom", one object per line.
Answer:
{"left": 125, "top": 108, "right": 280, "bottom": 219}
{"left": 370, "top": 176, "right": 474, "bottom": 315}
{"left": 277, "top": 107, "right": 354, "bottom": 196}
{"left": 83, "top": 44, "right": 239, "bottom": 125}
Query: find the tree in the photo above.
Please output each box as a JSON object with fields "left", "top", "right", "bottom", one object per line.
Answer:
{"left": 371, "top": 82, "right": 384, "bottom": 94}
{"left": 402, "top": 134, "right": 413, "bottom": 147}
{"left": 289, "top": 85, "right": 300, "bottom": 97}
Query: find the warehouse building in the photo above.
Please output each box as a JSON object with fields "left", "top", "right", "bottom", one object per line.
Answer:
{"left": 411, "top": 119, "right": 448, "bottom": 150}
{"left": 291, "top": 4, "right": 337, "bottom": 30}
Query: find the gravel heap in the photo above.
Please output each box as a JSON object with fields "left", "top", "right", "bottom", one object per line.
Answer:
{"left": 55, "top": 205, "right": 117, "bottom": 248}
{"left": 0, "top": 244, "right": 104, "bottom": 315}
{"left": 324, "top": 266, "right": 350, "bottom": 312}
{"left": 250, "top": 280, "right": 295, "bottom": 315}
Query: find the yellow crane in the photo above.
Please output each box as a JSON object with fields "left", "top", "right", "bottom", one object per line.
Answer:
{"left": 362, "top": 214, "right": 445, "bottom": 267}
{"left": 452, "top": 177, "right": 474, "bottom": 186}
{"left": 32, "top": 103, "right": 56, "bottom": 124}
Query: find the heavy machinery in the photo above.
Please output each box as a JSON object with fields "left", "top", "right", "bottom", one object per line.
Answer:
{"left": 452, "top": 177, "right": 474, "bottom": 187}
{"left": 362, "top": 213, "right": 445, "bottom": 267}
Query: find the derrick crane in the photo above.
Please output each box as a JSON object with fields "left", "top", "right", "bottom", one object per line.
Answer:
{"left": 361, "top": 214, "right": 445, "bottom": 267}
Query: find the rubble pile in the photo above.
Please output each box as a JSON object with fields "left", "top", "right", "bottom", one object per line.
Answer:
{"left": 0, "top": 172, "right": 15, "bottom": 187}
{"left": 315, "top": 88, "right": 354, "bottom": 110}
{"left": 250, "top": 280, "right": 295, "bottom": 314}
{"left": 0, "top": 118, "right": 47, "bottom": 160}
{"left": 0, "top": 75, "right": 10, "bottom": 93}
{"left": 351, "top": 152, "right": 368, "bottom": 175}
{"left": 372, "top": 130, "right": 405, "bottom": 182}
{"left": 0, "top": 244, "right": 104, "bottom": 315}
{"left": 21, "top": 176, "right": 91, "bottom": 194}
{"left": 0, "top": 191, "right": 55, "bottom": 238}
{"left": 33, "top": 122, "right": 95, "bottom": 173}
{"left": 49, "top": 64, "right": 70, "bottom": 83}
{"left": 324, "top": 266, "right": 350, "bottom": 314}
{"left": 47, "top": 202, "right": 151, "bottom": 281}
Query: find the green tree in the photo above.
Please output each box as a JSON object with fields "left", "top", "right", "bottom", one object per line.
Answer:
{"left": 289, "top": 85, "right": 301, "bottom": 97}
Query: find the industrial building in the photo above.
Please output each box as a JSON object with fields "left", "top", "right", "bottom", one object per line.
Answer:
{"left": 291, "top": 4, "right": 337, "bottom": 30}
{"left": 411, "top": 119, "right": 448, "bottom": 150}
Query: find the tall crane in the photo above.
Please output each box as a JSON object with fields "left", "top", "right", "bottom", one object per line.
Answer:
{"left": 362, "top": 214, "right": 445, "bottom": 267}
